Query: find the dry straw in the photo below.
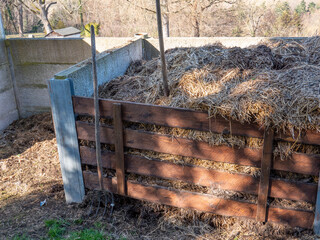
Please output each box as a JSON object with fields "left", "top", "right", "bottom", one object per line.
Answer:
{"left": 100, "top": 37, "right": 320, "bottom": 134}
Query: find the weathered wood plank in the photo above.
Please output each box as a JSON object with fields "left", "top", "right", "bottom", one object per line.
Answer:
{"left": 73, "top": 96, "right": 264, "bottom": 138}
{"left": 257, "top": 129, "right": 274, "bottom": 222}
{"left": 76, "top": 121, "right": 320, "bottom": 175}
{"left": 273, "top": 153, "right": 320, "bottom": 176}
{"left": 83, "top": 171, "right": 314, "bottom": 229}
{"left": 275, "top": 131, "right": 320, "bottom": 147}
{"left": 48, "top": 79, "right": 84, "bottom": 203}
{"left": 73, "top": 96, "right": 320, "bottom": 146}
{"left": 76, "top": 121, "right": 263, "bottom": 167}
{"left": 80, "top": 146, "right": 317, "bottom": 203}
{"left": 113, "top": 103, "right": 126, "bottom": 195}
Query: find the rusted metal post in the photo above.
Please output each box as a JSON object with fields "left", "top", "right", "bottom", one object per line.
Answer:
{"left": 156, "top": 0, "right": 169, "bottom": 96}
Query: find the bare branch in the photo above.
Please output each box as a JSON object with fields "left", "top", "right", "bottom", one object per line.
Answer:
{"left": 17, "top": 0, "right": 39, "bottom": 15}
{"left": 45, "top": 1, "right": 56, "bottom": 12}
{"left": 126, "top": 0, "right": 156, "bottom": 14}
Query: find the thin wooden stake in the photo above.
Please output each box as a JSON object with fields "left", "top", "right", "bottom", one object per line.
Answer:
{"left": 91, "top": 25, "right": 104, "bottom": 192}
{"left": 256, "top": 128, "right": 274, "bottom": 222}
{"left": 113, "top": 103, "right": 126, "bottom": 195}
{"left": 156, "top": 0, "right": 169, "bottom": 96}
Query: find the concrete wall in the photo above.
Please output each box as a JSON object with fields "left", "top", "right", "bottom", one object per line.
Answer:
{"left": 0, "top": 12, "right": 19, "bottom": 131}
{"left": 54, "top": 38, "right": 143, "bottom": 97}
{"left": 6, "top": 37, "right": 133, "bottom": 117}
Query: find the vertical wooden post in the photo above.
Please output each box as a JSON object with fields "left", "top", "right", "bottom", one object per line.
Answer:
{"left": 113, "top": 103, "right": 126, "bottom": 195}
{"left": 314, "top": 175, "right": 320, "bottom": 234}
{"left": 48, "top": 78, "right": 85, "bottom": 203}
{"left": 156, "top": 0, "right": 169, "bottom": 96}
{"left": 256, "top": 128, "right": 274, "bottom": 222}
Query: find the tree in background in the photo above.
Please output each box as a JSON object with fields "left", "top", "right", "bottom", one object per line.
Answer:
{"left": 295, "top": 0, "right": 307, "bottom": 15}
{"left": 17, "top": 0, "right": 57, "bottom": 33}
{"left": 308, "top": 2, "right": 317, "bottom": 13}
{"left": 236, "top": 0, "right": 266, "bottom": 37}
{"left": 58, "top": 0, "right": 86, "bottom": 31}
{"left": 125, "top": 0, "right": 177, "bottom": 37}
{"left": 182, "top": 0, "right": 236, "bottom": 37}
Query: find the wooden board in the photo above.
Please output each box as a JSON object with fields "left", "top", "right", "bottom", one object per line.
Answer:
{"left": 73, "top": 96, "right": 320, "bottom": 146}
{"left": 73, "top": 96, "right": 264, "bottom": 138}
{"left": 257, "top": 129, "right": 274, "bottom": 222}
{"left": 113, "top": 103, "right": 126, "bottom": 195}
{"left": 80, "top": 146, "right": 317, "bottom": 203}
{"left": 82, "top": 171, "right": 314, "bottom": 229}
{"left": 76, "top": 121, "right": 320, "bottom": 176}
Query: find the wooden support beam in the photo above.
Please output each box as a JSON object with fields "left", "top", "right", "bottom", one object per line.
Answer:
{"left": 256, "top": 128, "right": 274, "bottom": 222}
{"left": 113, "top": 103, "right": 126, "bottom": 195}
{"left": 48, "top": 78, "right": 84, "bottom": 203}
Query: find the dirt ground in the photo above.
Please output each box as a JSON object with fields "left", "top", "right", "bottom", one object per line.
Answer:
{"left": 0, "top": 113, "right": 317, "bottom": 239}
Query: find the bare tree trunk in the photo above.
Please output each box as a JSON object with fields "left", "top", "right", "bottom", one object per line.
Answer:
{"left": 192, "top": 0, "right": 200, "bottom": 37}
{"left": 18, "top": 2, "right": 23, "bottom": 37}
{"left": 193, "top": 16, "right": 200, "bottom": 37}
{"left": 79, "top": 0, "right": 84, "bottom": 31}
{"left": 6, "top": 3, "right": 18, "bottom": 33}
{"left": 162, "top": 0, "right": 169, "bottom": 37}
{"left": 39, "top": 1, "right": 52, "bottom": 33}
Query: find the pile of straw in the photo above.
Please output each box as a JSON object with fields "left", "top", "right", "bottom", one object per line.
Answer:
{"left": 100, "top": 37, "right": 320, "bottom": 134}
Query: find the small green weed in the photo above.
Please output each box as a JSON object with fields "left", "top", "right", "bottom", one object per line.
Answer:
{"left": 94, "top": 221, "right": 103, "bottom": 229}
{"left": 73, "top": 218, "right": 83, "bottom": 225}
{"left": 45, "top": 219, "right": 68, "bottom": 239}
{"left": 11, "top": 234, "right": 30, "bottom": 240}
{"left": 67, "top": 229, "right": 106, "bottom": 240}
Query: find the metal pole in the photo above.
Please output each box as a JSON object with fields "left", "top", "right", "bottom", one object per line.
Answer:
{"left": 156, "top": 0, "right": 169, "bottom": 96}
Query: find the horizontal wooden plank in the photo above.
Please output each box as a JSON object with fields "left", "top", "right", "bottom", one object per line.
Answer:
{"left": 275, "top": 131, "right": 320, "bottom": 147}
{"left": 76, "top": 121, "right": 262, "bottom": 167}
{"left": 73, "top": 96, "right": 264, "bottom": 138}
{"left": 76, "top": 121, "right": 320, "bottom": 176}
{"left": 80, "top": 146, "right": 317, "bottom": 203}
{"left": 73, "top": 96, "right": 320, "bottom": 146}
{"left": 83, "top": 171, "right": 314, "bottom": 229}
{"left": 273, "top": 153, "right": 320, "bottom": 176}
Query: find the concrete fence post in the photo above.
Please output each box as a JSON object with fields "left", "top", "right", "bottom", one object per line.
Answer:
{"left": 0, "top": 12, "right": 5, "bottom": 39}
{"left": 48, "top": 78, "right": 84, "bottom": 203}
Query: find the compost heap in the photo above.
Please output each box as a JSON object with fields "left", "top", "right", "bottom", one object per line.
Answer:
{"left": 94, "top": 37, "right": 320, "bottom": 212}
{"left": 100, "top": 38, "right": 320, "bottom": 133}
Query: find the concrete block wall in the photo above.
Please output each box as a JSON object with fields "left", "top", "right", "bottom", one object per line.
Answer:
{"left": 0, "top": 12, "right": 19, "bottom": 131}
{"left": 6, "top": 37, "right": 132, "bottom": 118}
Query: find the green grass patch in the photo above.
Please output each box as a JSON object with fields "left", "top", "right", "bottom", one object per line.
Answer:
{"left": 11, "top": 234, "right": 31, "bottom": 240}
{"left": 13, "top": 218, "right": 127, "bottom": 240}
{"left": 67, "top": 229, "right": 106, "bottom": 240}
{"left": 45, "top": 219, "right": 68, "bottom": 239}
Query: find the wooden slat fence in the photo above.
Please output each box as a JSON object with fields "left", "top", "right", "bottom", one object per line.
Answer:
{"left": 72, "top": 96, "right": 320, "bottom": 229}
